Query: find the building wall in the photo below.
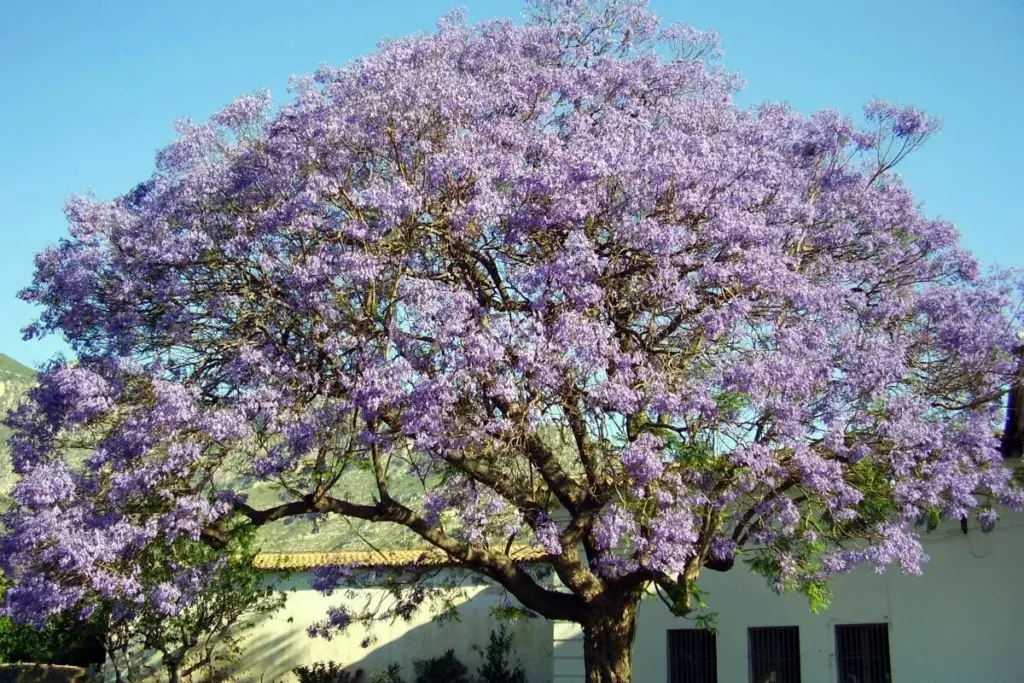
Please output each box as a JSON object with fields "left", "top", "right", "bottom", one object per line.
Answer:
{"left": 112, "top": 510, "right": 1024, "bottom": 683}
{"left": 241, "top": 576, "right": 554, "bottom": 682}
{"left": 111, "top": 573, "right": 554, "bottom": 683}
{"left": 558, "top": 509, "right": 1024, "bottom": 683}
{"left": 552, "top": 620, "right": 585, "bottom": 683}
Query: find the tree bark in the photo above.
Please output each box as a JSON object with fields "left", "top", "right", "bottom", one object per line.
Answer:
{"left": 582, "top": 594, "right": 640, "bottom": 683}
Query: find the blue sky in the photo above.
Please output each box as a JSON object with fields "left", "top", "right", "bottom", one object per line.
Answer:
{"left": 1, "top": 0, "right": 1021, "bottom": 368}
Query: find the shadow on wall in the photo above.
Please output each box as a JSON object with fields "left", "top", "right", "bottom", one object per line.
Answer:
{"left": 230, "top": 576, "right": 554, "bottom": 683}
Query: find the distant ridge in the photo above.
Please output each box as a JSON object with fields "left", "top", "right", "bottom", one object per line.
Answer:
{"left": 0, "top": 353, "right": 35, "bottom": 505}
{"left": 0, "top": 353, "right": 35, "bottom": 415}
{"left": 0, "top": 353, "right": 425, "bottom": 551}
{"left": 0, "top": 353, "right": 35, "bottom": 377}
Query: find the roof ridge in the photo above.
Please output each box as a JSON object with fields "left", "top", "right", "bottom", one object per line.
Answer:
{"left": 253, "top": 545, "right": 548, "bottom": 570}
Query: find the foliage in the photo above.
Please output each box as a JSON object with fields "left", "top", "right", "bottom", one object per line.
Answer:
{"left": 105, "top": 529, "right": 285, "bottom": 683}
{"left": 0, "top": 617, "right": 104, "bottom": 668}
{"left": 293, "top": 662, "right": 365, "bottom": 683}
{"left": 680, "top": 585, "right": 718, "bottom": 633}
{"left": 0, "top": 354, "right": 36, "bottom": 509}
{"left": 472, "top": 626, "right": 526, "bottom": 683}
{"left": 369, "top": 665, "right": 405, "bottom": 683}
{"left": 366, "top": 629, "right": 528, "bottom": 683}
{"left": 3, "top": 0, "right": 1023, "bottom": 681}
{"left": 412, "top": 651, "right": 469, "bottom": 683}
{"left": 0, "top": 578, "right": 106, "bottom": 666}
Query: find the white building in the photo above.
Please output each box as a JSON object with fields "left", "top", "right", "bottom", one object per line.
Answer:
{"left": 118, "top": 510, "right": 1024, "bottom": 683}
{"left": 240, "top": 548, "right": 554, "bottom": 683}
{"left": 555, "top": 509, "right": 1024, "bottom": 683}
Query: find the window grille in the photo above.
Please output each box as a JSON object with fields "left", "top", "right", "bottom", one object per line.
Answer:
{"left": 668, "top": 629, "right": 718, "bottom": 683}
{"left": 748, "top": 626, "right": 801, "bottom": 683}
{"left": 835, "top": 623, "right": 892, "bottom": 683}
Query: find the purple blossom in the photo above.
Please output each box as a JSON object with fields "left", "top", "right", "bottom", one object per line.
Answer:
{"left": 307, "top": 606, "right": 352, "bottom": 640}
{"left": 864, "top": 99, "right": 939, "bottom": 139}
{"left": 211, "top": 90, "right": 272, "bottom": 131}
{"left": 594, "top": 505, "right": 638, "bottom": 552}
{"left": 645, "top": 509, "right": 698, "bottom": 573}
{"left": 310, "top": 564, "right": 356, "bottom": 596}
{"left": 620, "top": 433, "right": 665, "bottom": 486}
{"left": 534, "top": 513, "right": 563, "bottom": 555}
{"left": 709, "top": 537, "right": 736, "bottom": 562}
{"left": 422, "top": 490, "right": 448, "bottom": 527}
{"left": 150, "top": 582, "right": 184, "bottom": 616}
{"left": 11, "top": 461, "right": 78, "bottom": 507}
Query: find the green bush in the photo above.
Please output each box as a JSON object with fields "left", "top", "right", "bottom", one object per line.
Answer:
{"left": 0, "top": 580, "right": 106, "bottom": 667}
{"left": 292, "top": 662, "right": 365, "bottom": 683}
{"left": 369, "top": 664, "right": 405, "bottom": 683}
{"left": 0, "top": 619, "right": 105, "bottom": 668}
{"left": 473, "top": 626, "right": 526, "bottom": 683}
{"left": 371, "top": 627, "right": 528, "bottom": 683}
{"left": 412, "top": 650, "right": 469, "bottom": 683}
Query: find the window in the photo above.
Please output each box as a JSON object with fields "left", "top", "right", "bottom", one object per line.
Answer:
{"left": 668, "top": 629, "right": 718, "bottom": 683}
{"left": 748, "top": 626, "right": 801, "bottom": 683}
{"left": 835, "top": 623, "right": 892, "bottom": 683}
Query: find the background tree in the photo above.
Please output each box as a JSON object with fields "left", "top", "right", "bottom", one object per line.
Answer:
{"left": 2, "top": 1, "right": 1022, "bottom": 681}
{"left": 0, "top": 576, "right": 106, "bottom": 667}
{"left": 106, "top": 530, "right": 285, "bottom": 683}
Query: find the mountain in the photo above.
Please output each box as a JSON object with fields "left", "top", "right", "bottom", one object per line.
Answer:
{"left": 0, "top": 354, "right": 36, "bottom": 505}
{"left": 0, "top": 354, "right": 36, "bottom": 415}
{"left": 0, "top": 354, "right": 424, "bottom": 550}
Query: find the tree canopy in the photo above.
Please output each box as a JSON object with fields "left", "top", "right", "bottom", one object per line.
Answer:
{"left": 3, "top": 1, "right": 1022, "bottom": 681}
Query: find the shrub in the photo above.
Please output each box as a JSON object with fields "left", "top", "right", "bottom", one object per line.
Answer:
{"left": 473, "top": 627, "right": 526, "bottom": 683}
{"left": 373, "top": 627, "right": 528, "bottom": 683}
{"left": 411, "top": 650, "right": 469, "bottom": 683}
{"left": 0, "top": 581, "right": 106, "bottom": 667}
{"left": 369, "top": 665, "right": 405, "bottom": 683}
{"left": 292, "top": 662, "right": 365, "bottom": 683}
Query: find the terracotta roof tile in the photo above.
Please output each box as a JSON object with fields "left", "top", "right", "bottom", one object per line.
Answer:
{"left": 253, "top": 545, "right": 548, "bottom": 571}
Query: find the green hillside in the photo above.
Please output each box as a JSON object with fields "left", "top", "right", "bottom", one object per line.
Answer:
{"left": 0, "top": 354, "right": 424, "bottom": 550}
{"left": 0, "top": 353, "right": 36, "bottom": 413}
{"left": 248, "top": 470, "right": 428, "bottom": 551}
{"left": 0, "top": 354, "right": 36, "bottom": 504}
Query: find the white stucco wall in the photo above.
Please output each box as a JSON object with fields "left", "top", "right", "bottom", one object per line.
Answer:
{"left": 110, "top": 572, "right": 553, "bottom": 683}
{"left": 111, "top": 511, "right": 1024, "bottom": 683}
{"left": 235, "top": 575, "right": 553, "bottom": 682}
{"left": 555, "top": 509, "right": 1024, "bottom": 682}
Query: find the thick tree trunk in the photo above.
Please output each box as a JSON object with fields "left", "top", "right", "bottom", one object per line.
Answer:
{"left": 582, "top": 595, "right": 640, "bottom": 683}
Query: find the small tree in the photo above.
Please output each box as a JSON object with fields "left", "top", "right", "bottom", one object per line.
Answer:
{"left": 473, "top": 626, "right": 527, "bottom": 683}
{"left": 108, "top": 530, "right": 285, "bottom": 683}
{"left": 3, "top": 1, "right": 1023, "bottom": 682}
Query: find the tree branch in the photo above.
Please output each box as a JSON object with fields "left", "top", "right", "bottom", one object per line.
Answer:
{"left": 228, "top": 497, "right": 582, "bottom": 622}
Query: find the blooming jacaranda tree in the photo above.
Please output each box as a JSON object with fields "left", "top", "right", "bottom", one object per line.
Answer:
{"left": 4, "top": 1, "right": 1023, "bottom": 680}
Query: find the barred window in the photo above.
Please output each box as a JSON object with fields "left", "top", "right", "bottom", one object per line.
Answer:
{"left": 748, "top": 626, "right": 801, "bottom": 683}
{"left": 835, "top": 623, "right": 892, "bottom": 683}
{"left": 668, "top": 629, "right": 718, "bottom": 683}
